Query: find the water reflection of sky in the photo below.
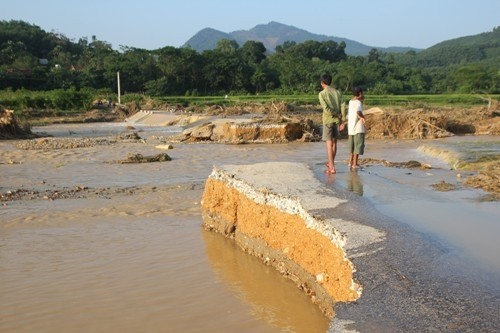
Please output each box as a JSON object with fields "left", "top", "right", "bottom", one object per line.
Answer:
{"left": 452, "top": 140, "right": 499, "bottom": 162}
{"left": 423, "top": 135, "right": 500, "bottom": 163}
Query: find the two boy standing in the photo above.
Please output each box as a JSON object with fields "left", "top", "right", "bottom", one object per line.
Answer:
{"left": 318, "top": 74, "right": 365, "bottom": 173}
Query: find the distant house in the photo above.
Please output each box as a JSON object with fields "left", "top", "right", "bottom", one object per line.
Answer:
{"left": 39, "top": 58, "right": 49, "bottom": 65}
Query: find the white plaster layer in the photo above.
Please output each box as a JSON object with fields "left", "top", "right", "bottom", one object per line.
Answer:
{"left": 208, "top": 162, "right": 385, "bottom": 253}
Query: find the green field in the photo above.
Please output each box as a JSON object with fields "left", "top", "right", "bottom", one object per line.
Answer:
{"left": 158, "top": 93, "right": 499, "bottom": 108}
{"left": 1, "top": 89, "right": 498, "bottom": 113}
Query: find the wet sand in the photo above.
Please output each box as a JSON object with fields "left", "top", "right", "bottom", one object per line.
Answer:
{"left": 1, "top": 124, "right": 499, "bottom": 332}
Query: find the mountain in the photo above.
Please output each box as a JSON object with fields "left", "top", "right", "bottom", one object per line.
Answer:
{"left": 181, "top": 27, "right": 232, "bottom": 53}
{"left": 183, "top": 21, "right": 420, "bottom": 56}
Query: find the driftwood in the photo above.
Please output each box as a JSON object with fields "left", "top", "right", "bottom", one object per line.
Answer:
{"left": 475, "top": 95, "right": 499, "bottom": 109}
{"left": 365, "top": 109, "right": 452, "bottom": 139}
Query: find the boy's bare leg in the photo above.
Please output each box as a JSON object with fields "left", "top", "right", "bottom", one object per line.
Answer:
{"left": 326, "top": 139, "right": 337, "bottom": 173}
{"left": 348, "top": 153, "right": 354, "bottom": 168}
{"left": 353, "top": 154, "right": 359, "bottom": 168}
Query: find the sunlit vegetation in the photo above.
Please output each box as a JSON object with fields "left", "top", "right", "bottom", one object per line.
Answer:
{"left": 1, "top": 20, "right": 499, "bottom": 112}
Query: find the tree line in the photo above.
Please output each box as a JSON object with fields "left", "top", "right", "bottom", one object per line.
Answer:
{"left": 1, "top": 20, "right": 498, "bottom": 98}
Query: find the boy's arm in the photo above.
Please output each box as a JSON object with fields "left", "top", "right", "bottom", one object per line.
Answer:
{"left": 340, "top": 101, "right": 347, "bottom": 123}
{"left": 357, "top": 108, "right": 366, "bottom": 123}
{"left": 338, "top": 98, "right": 346, "bottom": 130}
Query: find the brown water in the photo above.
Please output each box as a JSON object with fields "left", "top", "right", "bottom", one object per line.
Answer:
{"left": 1, "top": 214, "right": 330, "bottom": 333}
{"left": 1, "top": 132, "right": 331, "bottom": 333}
{"left": 1, "top": 125, "right": 499, "bottom": 332}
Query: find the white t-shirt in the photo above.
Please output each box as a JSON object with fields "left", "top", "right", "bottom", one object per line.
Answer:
{"left": 347, "top": 99, "right": 365, "bottom": 135}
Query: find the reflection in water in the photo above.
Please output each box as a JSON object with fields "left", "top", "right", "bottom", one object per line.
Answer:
{"left": 202, "top": 229, "right": 330, "bottom": 333}
{"left": 323, "top": 170, "right": 336, "bottom": 186}
{"left": 347, "top": 170, "right": 364, "bottom": 196}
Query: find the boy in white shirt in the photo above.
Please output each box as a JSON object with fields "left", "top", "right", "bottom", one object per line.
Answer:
{"left": 347, "top": 87, "right": 366, "bottom": 169}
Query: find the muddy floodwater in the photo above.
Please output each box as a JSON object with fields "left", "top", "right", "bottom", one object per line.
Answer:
{"left": 1, "top": 123, "right": 499, "bottom": 332}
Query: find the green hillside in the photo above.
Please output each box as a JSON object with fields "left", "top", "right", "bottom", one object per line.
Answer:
{"left": 412, "top": 27, "right": 500, "bottom": 67}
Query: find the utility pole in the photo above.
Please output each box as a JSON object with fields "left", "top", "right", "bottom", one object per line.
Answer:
{"left": 117, "top": 71, "right": 121, "bottom": 104}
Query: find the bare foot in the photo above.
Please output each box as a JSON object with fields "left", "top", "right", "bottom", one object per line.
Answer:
{"left": 325, "top": 163, "right": 336, "bottom": 174}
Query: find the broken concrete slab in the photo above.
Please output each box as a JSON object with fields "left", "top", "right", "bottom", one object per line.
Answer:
{"left": 200, "top": 161, "right": 500, "bottom": 332}
{"left": 201, "top": 162, "right": 385, "bottom": 318}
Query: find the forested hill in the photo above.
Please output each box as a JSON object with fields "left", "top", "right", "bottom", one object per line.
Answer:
{"left": 412, "top": 26, "right": 500, "bottom": 67}
{"left": 183, "top": 21, "right": 420, "bottom": 56}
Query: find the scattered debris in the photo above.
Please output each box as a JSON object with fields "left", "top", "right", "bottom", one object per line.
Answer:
{"left": 463, "top": 162, "right": 500, "bottom": 199}
{"left": 431, "top": 181, "right": 460, "bottom": 192}
{"left": 15, "top": 131, "right": 143, "bottom": 150}
{"left": 16, "top": 137, "right": 115, "bottom": 150}
{"left": 118, "top": 153, "right": 171, "bottom": 164}
{"left": 359, "top": 158, "right": 432, "bottom": 169}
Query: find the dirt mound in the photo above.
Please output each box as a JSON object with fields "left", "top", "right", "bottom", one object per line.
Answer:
{"left": 0, "top": 108, "right": 37, "bottom": 139}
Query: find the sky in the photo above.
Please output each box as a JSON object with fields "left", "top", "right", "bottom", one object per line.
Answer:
{"left": 2, "top": 0, "right": 499, "bottom": 51}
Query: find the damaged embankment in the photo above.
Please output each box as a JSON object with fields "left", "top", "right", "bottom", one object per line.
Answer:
{"left": 200, "top": 162, "right": 385, "bottom": 318}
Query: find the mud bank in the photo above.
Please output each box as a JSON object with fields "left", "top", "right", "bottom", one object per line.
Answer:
{"left": 201, "top": 162, "right": 385, "bottom": 318}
